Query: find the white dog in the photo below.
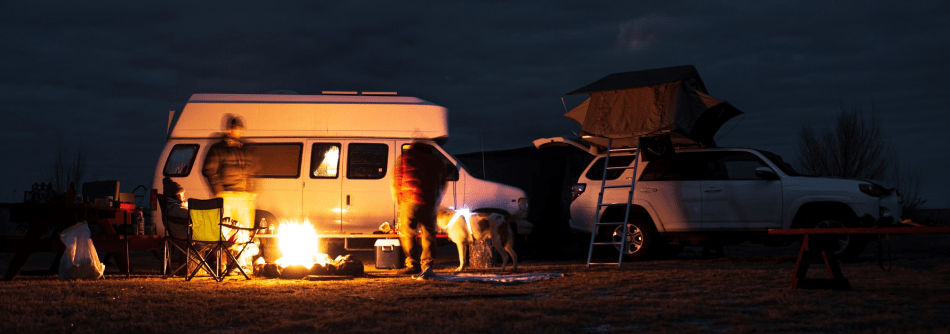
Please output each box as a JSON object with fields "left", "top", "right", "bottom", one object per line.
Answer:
{"left": 437, "top": 208, "right": 517, "bottom": 272}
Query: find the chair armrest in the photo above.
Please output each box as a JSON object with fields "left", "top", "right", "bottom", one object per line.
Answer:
{"left": 219, "top": 223, "right": 262, "bottom": 231}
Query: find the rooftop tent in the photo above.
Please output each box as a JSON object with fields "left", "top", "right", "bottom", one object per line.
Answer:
{"left": 564, "top": 65, "right": 743, "bottom": 148}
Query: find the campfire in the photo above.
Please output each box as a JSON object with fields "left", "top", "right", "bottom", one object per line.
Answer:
{"left": 257, "top": 219, "right": 363, "bottom": 279}
{"left": 274, "top": 220, "right": 327, "bottom": 269}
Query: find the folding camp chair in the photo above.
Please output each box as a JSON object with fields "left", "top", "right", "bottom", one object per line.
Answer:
{"left": 185, "top": 198, "right": 262, "bottom": 281}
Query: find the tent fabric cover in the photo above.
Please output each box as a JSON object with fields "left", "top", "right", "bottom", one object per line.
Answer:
{"left": 566, "top": 65, "right": 707, "bottom": 95}
{"left": 564, "top": 65, "right": 742, "bottom": 148}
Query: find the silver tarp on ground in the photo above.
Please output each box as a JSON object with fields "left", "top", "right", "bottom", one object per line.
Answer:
{"left": 565, "top": 65, "right": 743, "bottom": 148}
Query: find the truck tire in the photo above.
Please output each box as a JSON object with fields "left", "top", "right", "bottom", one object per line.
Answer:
{"left": 611, "top": 217, "right": 661, "bottom": 261}
{"left": 806, "top": 215, "right": 868, "bottom": 262}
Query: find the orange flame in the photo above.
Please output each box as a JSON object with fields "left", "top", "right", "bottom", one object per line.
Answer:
{"left": 273, "top": 219, "right": 330, "bottom": 269}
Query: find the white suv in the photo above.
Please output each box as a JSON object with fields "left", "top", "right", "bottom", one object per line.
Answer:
{"left": 563, "top": 145, "right": 902, "bottom": 261}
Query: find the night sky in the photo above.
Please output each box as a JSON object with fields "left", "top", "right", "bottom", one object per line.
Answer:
{"left": 2, "top": 1, "right": 948, "bottom": 208}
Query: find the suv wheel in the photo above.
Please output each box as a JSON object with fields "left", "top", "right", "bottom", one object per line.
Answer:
{"left": 611, "top": 217, "right": 660, "bottom": 261}
{"left": 806, "top": 216, "right": 868, "bottom": 262}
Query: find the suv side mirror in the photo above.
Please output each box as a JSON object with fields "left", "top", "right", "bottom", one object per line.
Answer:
{"left": 754, "top": 167, "right": 779, "bottom": 180}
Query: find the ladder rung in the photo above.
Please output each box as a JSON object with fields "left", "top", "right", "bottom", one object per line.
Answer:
{"left": 598, "top": 203, "right": 630, "bottom": 207}
{"left": 605, "top": 166, "right": 636, "bottom": 170}
{"left": 603, "top": 185, "right": 631, "bottom": 189}
{"left": 592, "top": 242, "right": 623, "bottom": 246}
{"left": 607, "top": 147, "right": 637, "bottom": 152}
{"left": 588, "top": 262, "right": 622, "bottom": 265}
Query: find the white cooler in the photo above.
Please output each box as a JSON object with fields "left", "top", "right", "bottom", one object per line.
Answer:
{"left": 374, "top": 239, "right": 405, "bottom": 269}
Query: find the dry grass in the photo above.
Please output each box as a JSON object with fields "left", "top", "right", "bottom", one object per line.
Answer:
{"left": 1, "top": 235, "right": 949, "bottom": 334}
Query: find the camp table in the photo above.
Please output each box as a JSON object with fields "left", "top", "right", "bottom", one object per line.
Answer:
{"left": 0, "top": 202, "right": 161, "bottom": 280}
{"left": 768, "top": 226, "right": 950, "bottom": 290}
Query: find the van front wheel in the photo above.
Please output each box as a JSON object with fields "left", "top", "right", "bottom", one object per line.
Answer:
{"left": 611, "top": 218, "right": 659, "bottom": 261}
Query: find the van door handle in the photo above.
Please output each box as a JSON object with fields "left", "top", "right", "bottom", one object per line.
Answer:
{"left": 703, "top": 188, "right": 722, "bottom": 193}
{"left": 346, "top": 195, "right": 350, "bottom": 206}
{"left": 639, "top": 188, "right": 657, "bottom": 193}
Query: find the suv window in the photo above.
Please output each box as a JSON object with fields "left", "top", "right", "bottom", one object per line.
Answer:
{"left": 707, "top": 151, "right": 768, "bottom": 180}
{"left": 347, "top": 143, "right": 388, "bottom": 179}
{"left": 310, "top": 143, "right": 341, "bottom": 178}
{"left": 163, "top": 144, "right": 199, "bottom": 177}
{"left": 639, "top": 152, "right": 709, "bottom": 181}
{"left": 757, "top": 150, "right": 803, "bottom": 176}
{"left": 246, "top": 143, "right": 302, "bottom": 178}
{"left": 585, "top": 155, "right": 637, "bottom": 180}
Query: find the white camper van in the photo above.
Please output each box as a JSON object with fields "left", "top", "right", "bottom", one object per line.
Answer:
{"left": 151, "top": 92, "right": 528, "bottom": 250}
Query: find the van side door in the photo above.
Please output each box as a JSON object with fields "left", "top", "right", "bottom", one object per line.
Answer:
{"left": 302, "top": 141, "right": 344, "bottom": 234}
{"left": 340, "top": 140, "right": 395, "bottom": 234}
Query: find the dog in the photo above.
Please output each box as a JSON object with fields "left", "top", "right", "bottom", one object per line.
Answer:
{"left": 437, "top": 208, "right": 517, "bottom": 272}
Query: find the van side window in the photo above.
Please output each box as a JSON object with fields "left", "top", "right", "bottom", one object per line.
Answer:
{"left": 310, "top": 143, "right": 341, "bottom": 178}
{"left": 163, "top": 144, "right": 199, "bottom": 177}
{"left": 245, "top": 143, "right": 302, "bottom": 178}
{"left": 584, "top": 155, "right": 637, "bottom": 180}
{"left": 347, "top": 143, "right": 388, "bottom": 179}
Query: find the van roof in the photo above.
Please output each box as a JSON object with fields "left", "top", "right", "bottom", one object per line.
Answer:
{"left": 169, "top": 93, "right": 449, "bottom": 139}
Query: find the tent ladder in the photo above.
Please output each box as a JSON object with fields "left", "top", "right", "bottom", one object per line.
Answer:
{"left": 587, "top": 138, "right": 640, "bottom": 267}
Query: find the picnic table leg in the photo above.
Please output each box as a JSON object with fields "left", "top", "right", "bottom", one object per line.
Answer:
{"left": 113, "top": 250, "right": 131, "bottom": 276}
{"left": 790, "top": 234, "right": 851, "bottom": 290}
{"left": 821, "top": 247, "right": 847, "bottom": 284}
{"left": 3, "top": 251, "right": 33, "bottom": 281}
{"left": 4, "top": 216, "right": 58, "bottom": 280}
{"left": 790, "top": 234, "right": 811, "bottom": 289}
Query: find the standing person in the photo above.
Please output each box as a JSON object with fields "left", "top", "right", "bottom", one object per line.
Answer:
{"left": 393, "top": 142, "right": 446, "bottom": 279}
{"left": 202, "top": 114, "right": 257, "bottom": 270}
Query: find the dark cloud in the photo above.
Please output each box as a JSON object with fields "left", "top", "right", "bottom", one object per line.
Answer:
{"left": 1, "top": 0, "right": 948, "bottom": 207}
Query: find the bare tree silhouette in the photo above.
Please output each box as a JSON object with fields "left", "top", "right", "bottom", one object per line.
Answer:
{"left": 48, "top": 145, "right": 86, "bottom": 194}
{"left": 796, "top": 105, "right": 892, "bottom": 180}
{"left": 796, "top": 104, "right": 925, "bottom": 218}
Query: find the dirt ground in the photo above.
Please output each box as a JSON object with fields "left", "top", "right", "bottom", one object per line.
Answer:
{"left": 1, "top": 233, "right": 948, "bottom": 333}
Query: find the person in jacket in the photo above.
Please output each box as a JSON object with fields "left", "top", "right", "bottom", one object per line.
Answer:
{"left": 392, "top": 142, "right": 446, "bottom": 279}
{"left": 202, "top": 114, "right": 257, "bottom": 270}
{"left": 202, "top": 115, "right": 253, "bottom": 195}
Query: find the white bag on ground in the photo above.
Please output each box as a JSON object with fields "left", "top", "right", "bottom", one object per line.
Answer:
{"left": 58, "top": 222, "right": 104, "bottom": 280}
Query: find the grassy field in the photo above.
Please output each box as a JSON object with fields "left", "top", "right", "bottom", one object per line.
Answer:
{"left": 1, "top": 234, "right": 948, "bottom": 334}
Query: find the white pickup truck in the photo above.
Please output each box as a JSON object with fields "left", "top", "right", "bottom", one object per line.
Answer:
{"left": 537, "top": 138, "right": 902, "bottom": 261}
